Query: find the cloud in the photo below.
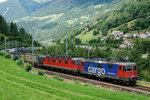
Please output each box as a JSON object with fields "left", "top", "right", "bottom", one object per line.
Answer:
{"left": 0, "top": 0, "right": 7, "bottom": 3}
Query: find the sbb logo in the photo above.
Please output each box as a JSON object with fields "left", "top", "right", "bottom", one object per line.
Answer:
{"left": 88, "top": 67, "right": 105, "bottom": 75}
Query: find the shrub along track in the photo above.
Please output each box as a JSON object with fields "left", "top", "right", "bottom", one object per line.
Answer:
{"left": 35, "top": 67, "right": 150, "bottom": 97}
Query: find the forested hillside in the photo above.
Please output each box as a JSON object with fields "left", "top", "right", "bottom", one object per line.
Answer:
{"left": 91, "top": 0, "right": 150, "bottom": 34}
{"left": 0, "top": 15, "right": 40, "bottom": 50}
{"left": 72, "top": 0, "right": 150, "bottom": 43}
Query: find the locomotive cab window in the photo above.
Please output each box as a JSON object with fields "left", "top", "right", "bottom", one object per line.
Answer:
{"left": 108, "top": 65, "right": 113, "bottom": 69}
{"left": 123, "top": 66, "right": 126, "bottom": 71}
{"left": 65, "top": 61, "right": 68, "bottom": 64}
{"left": 74, "top": 61, "right": 80, "bottom": 65}
{"left": 88, "top": 63, "right": 92, "bottom": 67}
{"left": 127, "top": 66, "right": 132, "bottom": 71}
{"left": 119, "top": 66, "right": 121, "bottom": 70}
{"left": 123, "top": 66, "right": 132, "bottom": 72}
{"left": 98, "top": 64, "right": 102, "bottom": 68}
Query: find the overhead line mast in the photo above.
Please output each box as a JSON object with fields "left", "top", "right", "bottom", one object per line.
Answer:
{"left": 66, "top": 35, "right": 68, "bottom": 56}
{"left": 32, "top": 34, "right": 34, "bottom": 67}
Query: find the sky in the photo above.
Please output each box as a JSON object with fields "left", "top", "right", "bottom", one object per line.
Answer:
{"left": 0, "top": 0, "right": 7, "bottom": 3}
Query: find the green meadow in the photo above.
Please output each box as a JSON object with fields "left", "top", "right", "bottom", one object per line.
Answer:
{"left": 0, "top": 55, "right": 149, "bottom": 100}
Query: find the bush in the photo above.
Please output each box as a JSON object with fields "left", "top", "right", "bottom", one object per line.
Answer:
{"left": 0, "top": 51, "right": 7, "bottom": 56}
{"left": 17, "top": 59, "right": 23, "bottom": 66}
{"left": 25, "top": 64, "right": 32, "bottom": 72}
{"left": 0, "top": 51, "right": 4, "bottom": 55}
{"left": 13, "top": 55, "right": 19, "bottom": 61}
{"left": 37, "top": 70, "right": 45, "bottom": 76}
{"left": 93, "top": 30, "right": 99, "bottom": 35}
{"left": 139, "top": 70, "right": 150, "bottom": 82}
{"left": 4, "top": 53, "right": 11, "bottom": 59}
{"left": 53, "top": 75, "right": 64, "bottom": 81}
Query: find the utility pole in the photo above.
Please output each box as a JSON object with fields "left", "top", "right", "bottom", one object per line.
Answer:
{"left": 88, "top": 42, "right": 90, "bottom": 58}
{"left": 16, "top": 40, "right": 17, "bottom": 48}
{"left": 66, "top": 35, "right": 68, "bottom": 56}
{"left": 15, "top": 40, "right": 17, "bottom": 53}
{"left": 32, "top": 34, "right": 34, "bottom": 67}
{"left": 46, "top": 47, "right": 47, "bottom": 55}
{"left": 56, "top": 41, "right": 58, "bottom": 55}
{"left": 5, "top": 38, "right": 6, "bottom": 51}
{"left": 45, "top": 41, "right": 48, "bottom": 56}
{"left": 84, "top": 49, "right": 86, "bottom": 58}
{"left": 7, "top": 42, "right": 9, "bottom": 49}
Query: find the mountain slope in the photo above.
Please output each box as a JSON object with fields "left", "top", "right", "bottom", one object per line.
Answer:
{"left": 0, "top": 0, "right": 29, "bottom": 21}
{"left": 18, "top": 0, "right": 53, "bottom": 13}
{"left": 16, "top": 0, "right": 122, "bottom": 42}
{"left": 0, "top": 0, "right": 53, "bottom": 21}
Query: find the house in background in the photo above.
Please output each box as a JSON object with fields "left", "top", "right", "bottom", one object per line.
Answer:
{"left": 112, "top": 31, "right": 123, "bottom": 39}
{"left": 119, "top": 44, "right": 127, "bottom": 49}
{"left": 124, "top": 33, "right": 133, "bottom": 38}
{"left": 132, "top": 33, "right": 139, "bottom": 38}
{"left": 140, "top": 34, "right": 147, "bottom": 39}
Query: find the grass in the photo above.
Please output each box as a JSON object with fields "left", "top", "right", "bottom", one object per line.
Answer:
{"left": 0, "top": 55, "right": 150, "bottom": 100}
{"left": 76, "top": 30, "right": 102, "bottom": 43}
{"left": 137, "top": 82, "right": 150, "bottom": 87}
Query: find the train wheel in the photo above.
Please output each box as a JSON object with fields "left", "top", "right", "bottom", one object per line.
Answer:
{"left": 125, "top": 81, "right": 131, "bottom": 86}
{"left": 131, "top": 81, "right": 136, "bottom": 86}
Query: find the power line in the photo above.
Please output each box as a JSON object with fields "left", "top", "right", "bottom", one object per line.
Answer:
{"left": 66, "top": 35, "right": 68, "bottom": 56}
{"left": 32, "top": 34, "right": 34, "bottom": 67}
{"left": 2, "top": 8, "right": 9, "bottom": 16}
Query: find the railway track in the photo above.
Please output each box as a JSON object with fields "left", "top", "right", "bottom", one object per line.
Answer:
{"left": 35, "top": 67, "right": 150, "bottom": 97}
{"left": 133, "top": 85, "right": 150, "bottom": 92}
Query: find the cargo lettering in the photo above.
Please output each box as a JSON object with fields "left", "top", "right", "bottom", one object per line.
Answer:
{"left": 88, "top": 67, "right": 105, "bottom": 75}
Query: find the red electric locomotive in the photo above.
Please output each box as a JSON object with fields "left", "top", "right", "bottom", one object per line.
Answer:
{"left": 43, "top": 55, "right": 85, "bottom": 73}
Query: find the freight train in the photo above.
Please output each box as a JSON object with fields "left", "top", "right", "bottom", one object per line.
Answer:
{"left": 24, "top": 53, "right": 141, "bottom": 85}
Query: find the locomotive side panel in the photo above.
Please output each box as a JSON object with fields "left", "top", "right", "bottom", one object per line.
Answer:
{"left": 83, "top": 61, "right": 119, "bottom": 77}
{"left": 43, "top": 58, "right": 78, "bottom": 71}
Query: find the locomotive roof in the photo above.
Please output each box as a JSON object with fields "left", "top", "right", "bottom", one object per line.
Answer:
{"left": 25, "top": 53, "right": 46, "bottom": 57}
{"left": 71, "top": 58, "right": 85, "bottom": 61}
{"left": 85, "top": 59, "right": 136, "bottom": 65}
{"left": 46, "top": 55, "right": 77, "bottom": 60}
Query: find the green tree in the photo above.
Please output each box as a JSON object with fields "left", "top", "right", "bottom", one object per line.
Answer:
{"left": 93, "top": 30, "right": 99, "bottom": 35}
{"left": 0, "top": 15, "right": 9, "bottom": 36}
{"left": 134, "top": 38, "right": 143, "bottom": 53}
{"left": 19, "top": 27, "right": 25, "bottom": 36}
{"left": 128, "top": 49, "right": 141, "bottom": 62}
{"left": 75, "top": 38, "right": 81, "bottom": 44}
